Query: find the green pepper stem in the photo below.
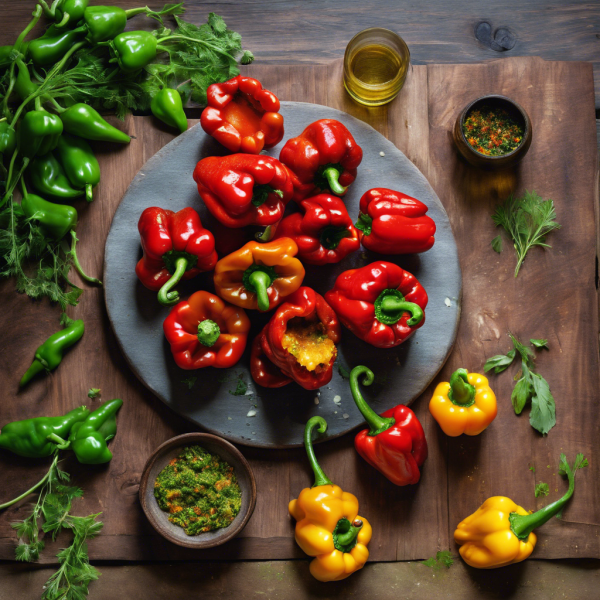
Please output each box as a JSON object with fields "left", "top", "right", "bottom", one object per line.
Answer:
{"left": 46, "top": 433, "right": 70, "bottom": 450}
{"left": 197, "top": 319, "right": 220, "bottom": 347}
{"left": 510, "top": 457, "right": 578, "bottom": 540}
{"left": 304, "top": 416, "right": 332, "bottom": 488}
{"left": 13, "top": 4, "right": 42, "bottom": 54}
{"left": 55, "top": 12, "right": 70, "bottom": 28}
{"left": 333, "top": 518, "right": 363, "bottom": 552}
{"left": 124, "top": 7, "right": 154, "bottom": 18}
{"left": 320, "top": 225, "right": 351, "bottom": 250}
{"left": 157, "top": 256, "right": 188, "bottom": 306}
{"left": 248, "top": 270, "right": 272, "bottom": 312}
{"left": 335, "top": 523, "right": 361, "bottom": 547}
{"left": 448, "top": 369, "right": 476, "bottom": 406}
{"left": 0, "top": 454, "right": 58, "bottom": 511}
{"left": 322, "top": 167, "right": 346, "bottom": 195}
{"left": 349, "top": 366, "right": 394, "bottom": 436}
{"left": 70, "top": 231, "right": 102, "bottom": 286}
{"left": 19, "top": 359, "right": 46, "bottom": 388}
{"left": 379, "top": 294, "right": 423, "bottom": 326}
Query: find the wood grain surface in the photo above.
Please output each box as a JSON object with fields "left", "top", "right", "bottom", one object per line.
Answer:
{"left": 0, "top": 57, "right": 599, "bottom": 565}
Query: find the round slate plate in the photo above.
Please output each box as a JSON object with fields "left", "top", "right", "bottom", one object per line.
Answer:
{"left": 104, "top": 102, "right": 461, "bottom": 448}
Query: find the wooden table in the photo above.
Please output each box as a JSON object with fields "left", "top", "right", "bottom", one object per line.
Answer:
{"left": 1, "top": 1, "right": 600, "bottom": 597}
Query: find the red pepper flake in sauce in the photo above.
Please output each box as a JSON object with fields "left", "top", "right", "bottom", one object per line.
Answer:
{"left": 463, "top": 105, "right": 524, "bottom": 157}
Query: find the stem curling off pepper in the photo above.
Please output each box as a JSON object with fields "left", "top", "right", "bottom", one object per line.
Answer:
{"left": 193, "top": 154, "right": 295, "bottom": 229}
{"left": 163, "top": 290, "right": 251, "bottom": 369}
{"left": 136, "top": 207, "right": 218, "bottom": 306}
{"left": 279, "top": 119, "right": 362, "bottom": 200}
{"left": 350, "top": 366, "right": 428, "bottom": 486}
{"left": 325, "top": 261, "right": 427, "bottom": 348}
{"left": 429, "top": 369, "right": 498, "bottom": 436}
{"left": 454, "top": 453, "right": 587, "bottom": 568}
{"left": 214, "top": 237, "right": 304, "bottom": 312}
{"left": 251, "top": 287, "right": 341, "bottom": 390}
{"left": 289, "top": 417, "right": 372, "bottom": 582}
{"left": 201, "top": 75, "right": 284, "bottom": 154}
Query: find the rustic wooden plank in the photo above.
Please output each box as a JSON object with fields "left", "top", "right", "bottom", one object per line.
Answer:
{"left": 426, "top": 56, "right": 600, "bottom": 559}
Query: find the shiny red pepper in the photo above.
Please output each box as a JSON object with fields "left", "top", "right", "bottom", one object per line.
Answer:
{"left": 356, "top": 188, "right": 436, "bottom": 254}
{"left": 272, "top": 193, "right": 360, "bottom": 265}
{"left": 135, "top": 207, "right": 217, "bottom": 306}
{"left": 279, "top": 119, "right": 362, "bottom": 200}
{"left": 349, "top": 365, "right": 428, "bottom": 486}
{"left": 193, "top": 154, "right": 295, "bottom": 229}
{"left": 251, "top": 286, "right": 341, "bottom": 390}
{"left": 325, "top": 261, "right": 427, "bottom": 348}
{"left": 201, "top": 75, "right": 284, "bottom": 154}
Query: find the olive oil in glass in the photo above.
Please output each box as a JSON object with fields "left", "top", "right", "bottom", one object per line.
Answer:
{"left": 343, "top": 28, "right": 410, "bottom": 106}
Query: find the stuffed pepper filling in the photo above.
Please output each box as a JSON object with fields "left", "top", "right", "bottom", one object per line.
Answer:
{"left": 222, "top": 92, "right": 263, "bottom": 138}
{"left": 281, "top": 317, "right": 336, "bottom": 372}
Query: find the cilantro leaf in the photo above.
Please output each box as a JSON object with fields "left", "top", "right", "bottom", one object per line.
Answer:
{"left": 87, "top": 388, "right": 101, "bottom": 399}
{"left": 529, "top": 373, "right": 556, "bottom": 435}
{"left": 491, "top": 235, "right": 503, "bottom": 253}
{"left": 534, "top": 482, "right": 549, "bottom": 497}
{"left": 530, "top": 338, "right": 549, "bottom": 350}
{"left": 421, "top": 550, "right": 454, "bottom": 570}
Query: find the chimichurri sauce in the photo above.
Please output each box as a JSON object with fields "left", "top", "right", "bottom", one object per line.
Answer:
{"left": 463, "top": 105, "right": 524, "bottom": 156}
{"left": 154, "top": 445, "right": 242, "bottom": 536}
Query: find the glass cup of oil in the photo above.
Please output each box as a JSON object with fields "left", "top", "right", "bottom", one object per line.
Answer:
{"left": 343, "top": 28, "right": 410, "bottom": 106}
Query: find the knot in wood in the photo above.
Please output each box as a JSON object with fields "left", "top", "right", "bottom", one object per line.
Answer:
{"left": 475, "top": 22, "right": 517, "bottom": 52}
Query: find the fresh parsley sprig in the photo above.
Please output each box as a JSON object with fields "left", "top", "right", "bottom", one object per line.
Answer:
{"left": 484, "top": 333, "right": 556, "bottom": 435}
{"left": 491, "top": 190, "right": 561, "bottom": 277}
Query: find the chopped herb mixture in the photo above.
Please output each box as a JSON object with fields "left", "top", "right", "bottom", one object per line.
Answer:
{"left": 154, "top": 445, "right": 241, "bottom": 536}
{"left": 463, "top": 105, "right": 524, "bottom": 156}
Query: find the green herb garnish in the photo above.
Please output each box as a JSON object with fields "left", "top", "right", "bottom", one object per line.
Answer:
{"left": 87, "top": 388, "right": 101, "bottom": 399}
{"left": 534, "top": 482, "right": 549, "bottom": 497}
{"left": 421, "top": 550, "right": 454, "bottom": 570}
{"left": 181, "top": 376, "right": 197, "bottom": 390}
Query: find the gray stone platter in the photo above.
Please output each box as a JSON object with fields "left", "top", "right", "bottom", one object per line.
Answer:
{"left": 104, "top": 102, "right": 461, "bottom": 448}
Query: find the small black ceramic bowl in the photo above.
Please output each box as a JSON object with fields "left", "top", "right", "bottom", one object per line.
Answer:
{"left": 453, "top": 94, "right": 532, "bottom": 170}
{"left": 139, "top": 433, "right": 256, "bottom": 549}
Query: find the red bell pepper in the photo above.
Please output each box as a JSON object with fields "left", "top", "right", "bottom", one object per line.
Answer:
{"left": 201, "top": 75, "right": 284, "bottom": 154}
{"left": 272, "top": 193, "right": 360, "bottom": 265}
{"left": 193, "top": 154, "right": 295, "bottom": 229}
{"left": 350, "top": 365, "right": 428, "bottom": 486}
{"left": 163, "top": 290, "right": 251, "bottom": 369}
{"left": 135, "top": 207, "right": 217, "bottom": 306}
{"left": 325, "top": 261, "right": 427, "bottom": 348}
{"left": 279, "top": 119, "right": 362, "bottom": 200}
{"left": 250, "top": 286, "right": 341, "bottom": 390}
{"left": 356, "top": 188, "right": 436, "bottom": 254}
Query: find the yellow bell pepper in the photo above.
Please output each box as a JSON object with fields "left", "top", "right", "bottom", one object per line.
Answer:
{"left": 454, "top": 453, "right": 586, "bottom": 569}
{"left": 288, "top": 417, "right": 372, "bottom": 582}
{"left": 429, "top": 369, "right": 497, "bottom": 436}
{"left": 213, "top": 237, "right": 305, "bottom": 312}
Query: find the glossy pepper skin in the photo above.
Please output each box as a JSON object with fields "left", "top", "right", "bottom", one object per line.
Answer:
{"left": 272, "top": 193, "right": 360, "bottom": 265}
{"left": 356, "top": 188, "right": 436, "bottom": 254}
{"left": 325, "top": 261, "right": 428, "bottom": 348}
{"left": 0, "top": 407, "right": 90, "bottom": 458}
{"left": 84, "top": 6, "right": 127, "bottom": 44}
{"left": 0, "top": 121, "right": 16, "bottom": 156}
{"left": 55, "top": 133, "right": 100, "bottom": 202}
{"left": 60, "top": 103, "right": 130, "bottom": 144}
{"left": 163, "top": 290, "right": 251, "bottom": 370}
{"left": 350, "top": 366, "right": 428, "bottom": 486}
{"left": 251, "top": 287, "right": 341, "bottom": 390}
{"left": 201, "top": 75, "right": 284, "bottom": 154}
{"left": 289, "top": 417, "right": 372, "bottom": 582}
{"left": 17, "top": 110, "right": 63, "bottom": 159}
{"left": 455, "top": 454, "right": 583, "bottom": 568}
{"left": 54, "top": 0, "right": 89, "bottom": 28}
{"left": 193, "top": 154, "right": 295, "bottom": 229}
{"left": 110, "top": 31, "right": 160, "bottom": 72}
{"left": 28, "top": 25, "right": 86, "bottom": 67}
{"left": 136, "top": 207, "right": 217, "bottom": 306}
{"left": 151, "top": 88, "right": 188, "bottom": 133}
{"left": 20, "top": 319, "right": 85, "bottom": 387}
{"left": 21, "top": 190, "right": 78, "bottom": 240}
{"left": 279, "top": 119, "right": 363, "bottom": 200}
{"left": 29, "top": 152, "right": 84, "bottom": 200}
{"left": 213, "top": 238, "right": 305, "bottom": 312}
{"left": 429, "top": 369, "right": 498, "bottom": 437}
{"left": 67, "top": 399, "right": 123, "bottom": 464}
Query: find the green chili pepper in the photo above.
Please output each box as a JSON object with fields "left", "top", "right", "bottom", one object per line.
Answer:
{"left": 55, "top": 133, "right": 100, "bottom": 202}
{"left": 83, "top": 5, "right": 128, "bottom": 44}
{"left": 60, "top": 103, "right": 130, "bottom": 144}
{"left": 21, "top": 189, "right": 77, "bottom": 240}
{"left": 17, "top": 110, "right": 63, "bottom": 158}
{"left": 14, "top": 58, "right": 40, "bottom": 103}
{"left": 0, "top": 406, "right": 90, "bottom": 458}
{"left": 54, "top": 0, "right": 89, "bottom": 28}
{"left": 29, "top": 151, "right": 84, "bottom": 199}
{"left": 67, "top": 399, "right": 123, "bottom": 464}
{"left": 0, "top": 121, "right": 16, "bottom": 156}
{"left": 110, "top": 30, "right": 163, "bottom": 72}
{"left": 28, "top": 25, "right": 86, "bottom": 67}
{"left": 151, "top": 88, "right": 188, "bottom": 133}
{"left": 19, "top": 318, "right": 85, "bottom": 387}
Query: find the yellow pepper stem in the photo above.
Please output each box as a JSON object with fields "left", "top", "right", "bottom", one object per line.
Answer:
{"left": 304, "top": 416, "right": 332, "bottom": 487}
{"left": 350, "top": 366, "right": 395, "bottom": 436}
{"left": 333, "top": 517, "right": 363, "bottom": 552}
{"left": 448, "top": 369, "right": 476, "bottom": 407}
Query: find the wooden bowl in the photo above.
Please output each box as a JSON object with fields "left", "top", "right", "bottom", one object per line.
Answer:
{"left": 139, "top": 433, "right": 256, "bottom": 548}
{"left": 453, "top": 94, "right": 532, "bottom": 170}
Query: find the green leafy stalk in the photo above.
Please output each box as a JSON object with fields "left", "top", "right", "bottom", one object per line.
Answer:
{"left": 492, "top": 190, "right": 561, "bottom": 277}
